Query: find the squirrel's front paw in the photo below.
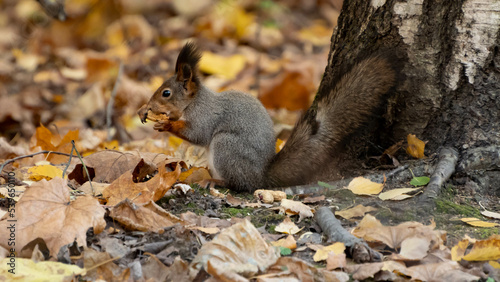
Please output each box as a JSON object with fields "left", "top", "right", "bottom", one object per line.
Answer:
{"left": 153, "top": 120, "right": 172, "bottom": 132}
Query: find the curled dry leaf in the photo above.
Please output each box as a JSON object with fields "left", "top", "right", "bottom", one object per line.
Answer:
{"left": 462, "top": 235, "right": 500, "bottom": 261}
{"left": 406, "top": 134, "right": 426, "bottom": 159}
{"left": 69, "top": 151, "right": 171, "bottom": 184}
{"left": 352, "top": 214, "right": 445, "bottom": 250}
{"left": 271, "top": 235, "right": 297, "bottom": 250}
{"left": 275, "top": 217, "right": 302, "bottom": 235}
{"left": 264, "top": 257, "right": 350, "bottom": 282}
{"left": 0, "top": 178, "right": 106, "bottom": 257}
{"left": 103, "top": 159, "right": 183, "bottom": 206}
{"left": 451, "top": 239, "right": 469, "bottom": 261}
{"left": 189, "top": 219, "right": 279, "bottom": 280}
{"left": 335, "top": 204, "right": 377, "bottom": 220}
{"left": 109, "top": 199, "right": 183, "bottom": 233}
{"left": 326, "top": 252, "right": 347, "bottom": 270}
{"left": 347, "top": 177, "right": 384, "bottom": 195}
{"left": 280, "top": 199, "right": 314, "bottom": 222}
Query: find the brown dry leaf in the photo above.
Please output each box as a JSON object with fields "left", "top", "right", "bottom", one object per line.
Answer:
{"left": 392, "top": 236, "right": 431, "bottom": 261}
{"left": 82, "top": 247, "right": 129, "bottom": 281}
{"left": 378, "top": 187, "right": 421, "bottom": 200}
{"left": 335, "top": 204, "right": 377, "bottom": 219}
{"left": 406, "top": 134, "right": 426, "bottom": 159}
{"left": 264, "top": 257, "right": 349, "bottom": 282}
{"left": 260, "top": 66, "right": 315, "bottom": 111}
{"left": 189, "top": 219, "right": 279, "bottom": 280}
{"left": 180, "top": 211, "right": 232, "bottom": 231}
{"left": 85, "top": 51, "right": 120, "bottom": 83}
{"left": 345, "top": 262, "right": 384, "bottom": 280}
{"left": 271, "top": 235, "right": 297, "bottom": 250}
{"left": 461, "top": 217, "right": 499, "bottom": 227}
{"left": 403, "top": 261, "right": 479, "bottom": 281}
{"left": 463, "top": 235, "right": 500, "bottom": 261}
{"left": 275, "top": 217, "right": 303, "bottom": 235}
{"left": 79, "top": 181, "right": 109, "bottom": 196}
{"left": 280, "top": 199, "right": 314, "bottom": 222}
{"left": 0, "top": 178, "right": 105, "bottom": 257}
{"left": 103, "top": 160, "right": 182, "bottom": 206}
{"left": 0, "top": 137, "right": 28, "bottom": 159}
{"left": 451, "top": 239, "right": 469, "bottom": 261}
{"left": 313, "top": 242, "right": 345, "bottom": 262}
{"left": 32, "top": 124, "right": 79, "bottom": 164}
{"left": 303, "top": 195, "right": 325, "bottom": 204}
{"left": 69, "top": 151, "right": 170, "bottom": 184}
{"left": 106, "top": 15, "right": 155, "bottom": 50}
{"left": 109, "top": 199, "right": 183, "bottom": 233}
{"left": 210, "top": 187, "right": 226, "bottom": 199}
{"left": 352, "top": 214, "right": 445, "bottom": 250}
{"left": 347, "top": 177, "right": 384, "bottom": 195}
{"left": 326, "top": 252, "right": 347, "bottom": 270}
{"left": 226, "top": 194, "right": 246, "bottom": 207}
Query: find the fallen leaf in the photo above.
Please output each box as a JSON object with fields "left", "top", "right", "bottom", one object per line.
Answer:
{"left": 481, "top": 210, "right": 500, "bottom": 220}
{"left": 199, "top": 51, "right": 246, "bottom": 79}
{"left": 271, "top": 235, "right": 297, "bottom": 250}
{"left": 189, "top": 219, "right": 279, "bottom": 280}
{"left": 345, "top": 262, "right": 384, "bottom": 280}
{"left": 275, "top": 217, "right": 302, "bottom": 235}
{"left": 82, "top": 247, "right": 129, "bottom": 281}
{"left": 461, "top": 217, "right": 499, "bottom": 228}
{"left": 32, "top": 124, "right": 79, "bottom": 164}
{"left": 379, "top": 187, "right": 421, "bottom": 200}
{"left": 264, "top": 257, "right": 350, "bottom": 282}
{"left": 326, "top": 252, "right": 347, "bottom": 270}
{"left": 462, "top": 235, "right": 500, "bottom": 261}
{"left": 280, "top": 199, "right": 314, "bottom": 221}
{"left": 395, "top": 236, "right": 431, "bottom": 260}
{"left": 335, "top": 204, "right": 378, "bottom": 219}
{"left": 26, "top": 164, "right": 63, "bottom": 181}
{"left": 347, "top": 177, "right": 384, "bottom": 195}
{"left": 313, "top": 242, "right": 345, "bottom": 262}
{"left": 0, "top": 178, "right": 105, "bottom": 257}
{"left": 298, "top": 21, "right": 332, "bottom": 46}
{"left": 451, "top": 239, "right": 469, "bottom": 261}
{"left": 0, "top": 257, "right": 85, "bottom": 279}
{"left": 410, "top": 176, "right": 430, "bottom": 187}
{"left": 110, "top": 199, "right": 184, "bottom": 233}
{"left": 407, "top": 134, "right": 426, "bottom": 158}
{"left": 103, "top": 160, "right": 183, "bottom": 206}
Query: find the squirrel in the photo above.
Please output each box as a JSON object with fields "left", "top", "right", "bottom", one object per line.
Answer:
{"left": 138, "top": 42, "right": 396, "bottom": 192}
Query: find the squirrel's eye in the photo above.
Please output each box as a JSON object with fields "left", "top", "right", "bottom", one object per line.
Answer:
{"left": 162, "top": 90, "right": 171, "bottom": 98}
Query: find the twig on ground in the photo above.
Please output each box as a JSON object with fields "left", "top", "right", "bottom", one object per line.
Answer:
{"left": 106, "top": 61, "right": 124, "bottom": 141}
{"left": 0, "top": 151, "right": 79, "bottom": 175}
{"left": 315, "top": 206, "right": 382, "bottom": 263}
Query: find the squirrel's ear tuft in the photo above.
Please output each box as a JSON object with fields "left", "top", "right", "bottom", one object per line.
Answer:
{"left": 176, "top": 42, "right": 201, "bottom": 95}
{"left": 175, "top": 42, "right": 202, "bottom": 75}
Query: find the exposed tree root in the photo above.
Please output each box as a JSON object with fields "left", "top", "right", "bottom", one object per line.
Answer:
{"left": 419, "top": 147, "right": 459, "bottom": 203}
{"left": 315, "top": 207, "right": 382, "bottom": 263}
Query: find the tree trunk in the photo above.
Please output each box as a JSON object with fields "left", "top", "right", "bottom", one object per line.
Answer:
{"left": 316, "top": 0, "right": 500, "bottom": 196}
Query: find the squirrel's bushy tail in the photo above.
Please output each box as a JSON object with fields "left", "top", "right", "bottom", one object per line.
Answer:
{"left": 266, "top": 56, "right": 396, "bottom": 187}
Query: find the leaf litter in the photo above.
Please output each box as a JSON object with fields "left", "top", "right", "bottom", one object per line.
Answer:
{"left": 0, "top": 0, "right": 498, "bottom": 281}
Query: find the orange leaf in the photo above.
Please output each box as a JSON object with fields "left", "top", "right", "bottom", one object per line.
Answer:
{"left": 406, "top": 134, "right": 426, "bottom": 159}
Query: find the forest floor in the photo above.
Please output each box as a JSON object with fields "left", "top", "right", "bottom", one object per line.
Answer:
{"left": 0, "top": 0, "right": 498, "bottom": 281}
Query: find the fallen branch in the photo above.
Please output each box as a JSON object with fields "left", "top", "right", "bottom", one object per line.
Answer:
{"left": 315, "top": 206, "right": 382, "bottom": 263}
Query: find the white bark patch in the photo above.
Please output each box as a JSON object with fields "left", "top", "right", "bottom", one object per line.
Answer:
{"left": 393, "top": 0, "right": 424, "bottom": 45}
{"left": 446, "top": 0, "right": 500, "bottom": 90}
{"left": 371, "top": 0, "right": 386, "bottom": 9}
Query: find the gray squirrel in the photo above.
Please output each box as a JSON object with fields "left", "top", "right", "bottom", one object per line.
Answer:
{"left": 138, "top": 42, "right": 395, "bottom": 192}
